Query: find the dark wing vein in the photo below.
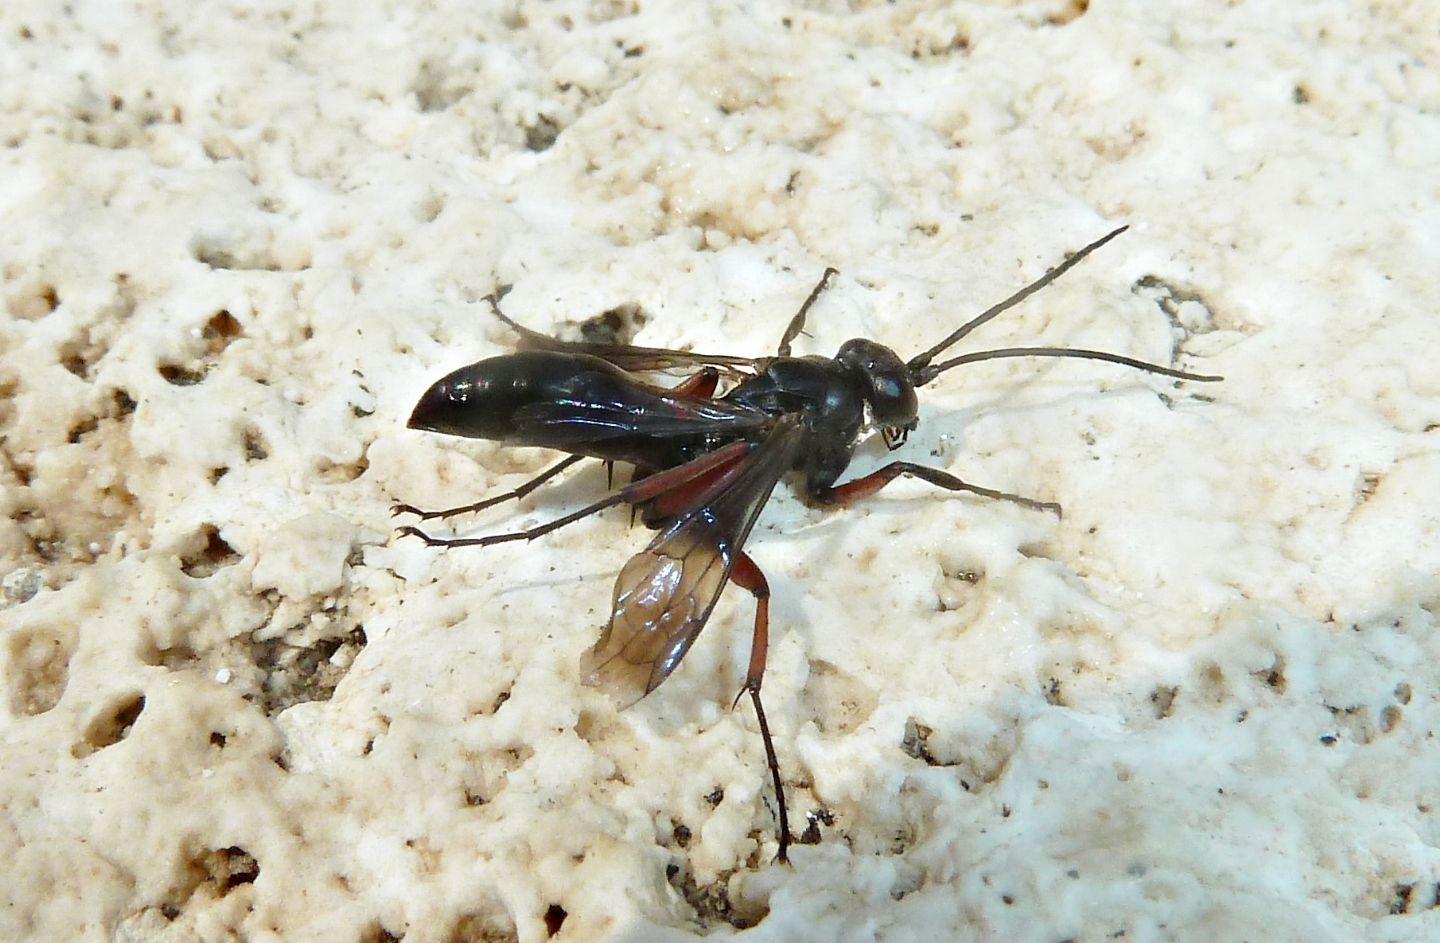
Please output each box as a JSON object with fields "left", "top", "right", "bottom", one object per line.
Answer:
{"left": 580, "top": 416, "right": 805, "bottom": 706}
{"left": 494, "top": 308, "right": 761, "bottom": 375}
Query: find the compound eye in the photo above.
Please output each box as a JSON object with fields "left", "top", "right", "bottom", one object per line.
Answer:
{"left": 869, "top": 375, "right": 918, "bottom": 427}
{"left": 869, "top": 382, "right": 915, "bottom": 429}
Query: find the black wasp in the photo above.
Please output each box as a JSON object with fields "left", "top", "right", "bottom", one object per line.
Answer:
{"left": 394, "top": 226, "right": 1221, "bottom": 862}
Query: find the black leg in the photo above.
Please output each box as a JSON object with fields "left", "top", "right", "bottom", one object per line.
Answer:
{"left": 398, "top": 441, "right": 755, "bottom": 549}
{"left": 392, "top": 454, "right": 585, "bottom": 521}
{"left": 776, "top": 267, "right": 839, "bottom": 358}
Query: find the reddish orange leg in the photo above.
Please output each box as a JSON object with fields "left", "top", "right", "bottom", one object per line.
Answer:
{"left": 670, "top": 366, "right": 721, "bottom": 399}
{"left": 398, "top": 441, "right": 755, "bottom": 549}
{"left": 813, "top": 461, "right": 1061, "bottom": 516}
{"left": 640, "top": 453, "right": 749, "bottom": 523}
{"left": 727, "top": 551, "right": 791, "bottom": 863}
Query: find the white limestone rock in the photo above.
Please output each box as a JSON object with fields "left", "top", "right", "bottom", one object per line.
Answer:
{"left": 2, "top": 1, "right": 1438, "bottom": 941}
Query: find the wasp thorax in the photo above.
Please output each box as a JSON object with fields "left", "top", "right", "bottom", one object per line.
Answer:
{"left": 835, "top": 338, "right": 919, "bottom": 429}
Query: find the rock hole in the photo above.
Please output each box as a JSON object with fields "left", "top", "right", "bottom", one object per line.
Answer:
{"left": 443, "top": 915, "right": 518, "bottom": 943}
{"left": 203, "top": 309, "right": 242, "bottom": 356}
{"left": 183, "top": 846, "right": 259, "bottom": 896}
{"left": 1045, "top": 0, "right": 1090, "bottom": 27}
{"left": 413, "top": 60, "right": 470, "bottom": 112}
{"left": 66, "top": 414, "right": 100, "bottom": 443}
{"left": 798, "top": 807, "right": 835, "bottom": 846}
{"left": 578, "top": 303, "right": 648, "bottom": 346}
{"left": 5, "top": 627, "right": 75, "bottom": 715}
{"left": 1255, "top": 656, "right": 1287, "bottom": 694}
{"left": 1131, "top": 274, "right": 1218, "bottom": 335}
{"left": 901, "top": 717, "right": 941, "bottom": 765}
{"left": 111, "top": 388, "right": 138, "bottom": 415}
{"left": 159, "top": 362, "right": 208, "bottom": 385}
{"left": 243, "top": 428, "right": 269, "bottom": 461}
{"left": 58, "top": 328, "right": 105, "bottom": 379}
{"left": 358, "top": 923, "right": 404, "bottom": 943}
{"left": 444, "top": 912, "right": 516, "bottom": 943}
{"left": 249, "top": 627, "right": 368, "bottom": 716}
{"left": 524, "top": 116, "right": 561, "bottom": 151}
{"left": 163, "top": 845, "right": 260, "bottom": 923}
{"left": 73, "top": 692, "right": 146, "bottom": 757}
{"left": 1150, "top": 684, "right": 1178, "bottom": 719}
{"left": 1356, "top": 472, "right": 1382, "bottom": 504}
{"left": 7, "top": 280, "right": 59, "bottom": 320}
{"left": 669, "top": 863, "right": 766, "bottom": 930}
{"left": 542, "top": 904, "right": 567, "bottom": 937}
{"left": 1197, "top": 661, "right": 1228, "bottom": 702}
{"left": 317, "top": 455, "right": 370, "bottom": 483}
{"left": 190, "top": 235, "right": 295, "bottom": 272}
{"left": 1018, "top": 541, "right": 1053, "bottom": 560}
{"left": 180, "top": 525, "right": 240, "bottom": 577}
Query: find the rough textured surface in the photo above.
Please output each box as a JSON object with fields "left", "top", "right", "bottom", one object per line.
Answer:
{"left": 2, "top": 1, "right": 1439, "bottom": 941}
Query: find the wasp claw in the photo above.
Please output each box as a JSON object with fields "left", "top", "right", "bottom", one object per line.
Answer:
{"left": 391, "top": 502, "right": 420, "bottom": 518}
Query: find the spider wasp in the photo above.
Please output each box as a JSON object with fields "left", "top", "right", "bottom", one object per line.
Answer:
{"left": 395, "top": 226, "right": 1221, "bottom": 861}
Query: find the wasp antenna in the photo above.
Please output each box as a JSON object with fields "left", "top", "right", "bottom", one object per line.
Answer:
{"left": 907, "top": 226, "right": 1129, "bottom": 380}
{"left": 919, "top": 346, "right": 1222, "bottom": 384}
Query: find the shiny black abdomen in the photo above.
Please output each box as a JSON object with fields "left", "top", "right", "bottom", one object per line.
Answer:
{"left": 408, "top": 350, "right": 767, "bottom": 469}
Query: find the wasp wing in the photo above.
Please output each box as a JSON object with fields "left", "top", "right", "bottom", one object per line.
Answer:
{"left": 512, "top": 393, "right": 769, "bottom": 445}
{"left": 493, "top": 306, "right": 761, "bottom": 376}
{"left": 580, "top": 416, "right": 805, "bottom": 706}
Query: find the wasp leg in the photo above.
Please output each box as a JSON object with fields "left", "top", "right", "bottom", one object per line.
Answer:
{"left": 776, "top": 267, "right": 839, "bottom": 358}
{"left": 392, "top": 455, "right": 586, "bottom": 521}
{"left": 810, "top": 462, "right": 1062, "bottom": 516}
{"left": 670, "top": 366, "right": 721, "bottom": 399}
{"left": 726, "top": 551, "right": 792, "bottom": 863}
{"left": 398, "top": 441, "right": 754, "bottom": 549}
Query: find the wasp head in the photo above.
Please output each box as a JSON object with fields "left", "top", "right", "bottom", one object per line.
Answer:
{"left": 836, "top": 338, "right": 919, "bottom": 449}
